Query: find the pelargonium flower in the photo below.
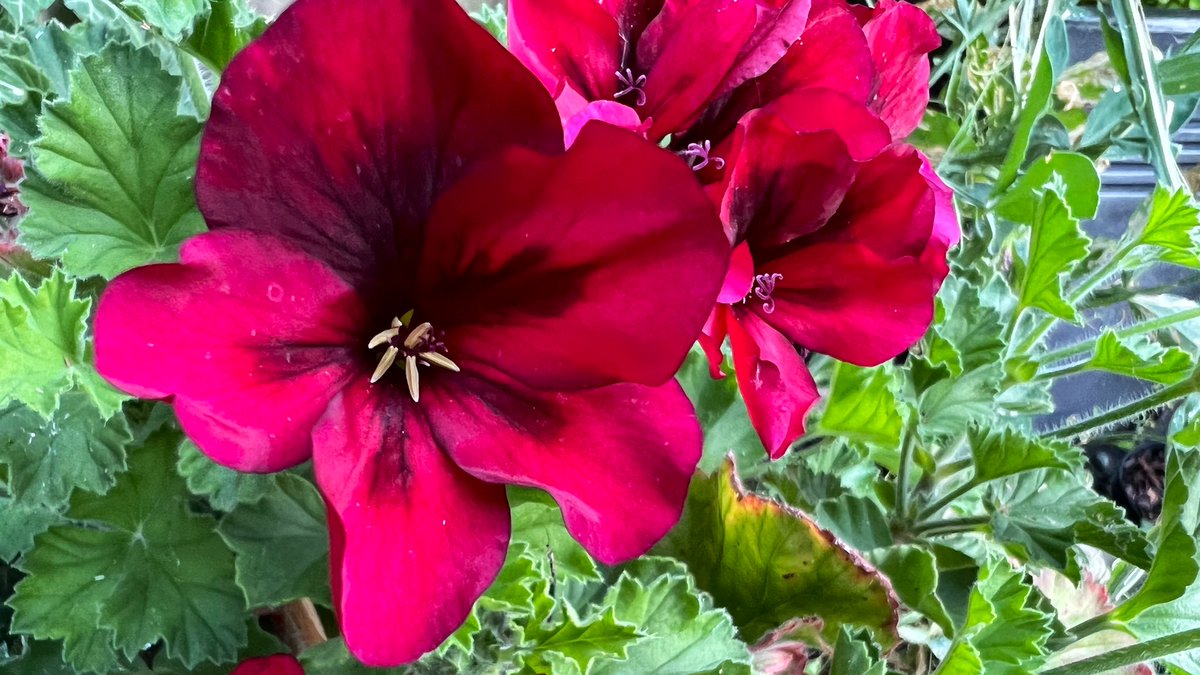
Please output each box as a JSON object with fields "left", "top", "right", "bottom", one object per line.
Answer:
{"left": 512, "top": 0, "right": 957, "bottom": 458}
{"left": 231, "top": 655, "right": 305, "bottom": 675}
{"left": 94, "top": 0, "right": 728, "bottom": 666}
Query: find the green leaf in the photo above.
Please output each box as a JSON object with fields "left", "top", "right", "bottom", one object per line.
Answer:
{"left": 815, "top": 494, "right": 893, "bottom": 552}
{"left": 993, "top": 32, "right": 1056, "bottom": 194}
{"left": 927, "top": 281, "right": 1005, "bottom": 376}
{"left": 590, "top": 557, "right": 751, "bottom": 675}
{"left": 177, "top": 439, "right": 276, "bottom": 512}
{"left": 18, "top": 41, "right": 205, "bottom": 279}
{"left": 655, "top": 460, "right": 899, "bottom": 643}
{"left": 217, "top": 473, "right": 330, "bottom": 609}
{"left": 1127, "top": 187, "right": 1200, "bottom": 268}
{"left": 676, "top": 348, "right": 766, "bottom": 471}
{"left": 524, "top": 606, "right": 640, "bottom": 674}
{"left": 968, "top": 426, "right": 1077, "bottom": 483}
{"left": 184, "top": 0, "right": 265, "bottom": 71}
{"left": 0, "top": 392, "right": 130, "bottom": 507}
{"left": 1080, "top": 330, "right": 1196, "bottom": 384}
{"left": 916, "top": 360, "right": 1002, "bottom": 437}
{"left": 830, "top": 627, "right": 886, "bottom": 675}
{"left": 1159, "top": 52, "right": 1200, "bottom": 96}
{"left": 509, "top": 487, "right": 600, "bottom": 583}
{"left": 0, "top": 0, "right": 53, "bottom": 25}
{"left": 812, "top": 362, "right": 903, "bottom": 448}
{"left": 121, "top": 0, "right": 210, "bottom": 41}
{"left": 0, "top": 270, "right": 125, "bottom": 418}
{"left": 1113, "top": 447, "right": 1200, "bottom": 621}
{"left": 1015, "top": 191, "right": 1089, "bottom": 322}
{"left": 936, "top": 560, "right": 1053, "bottom": 674}
{"left": 994, "top": 152, "right": 1101, "bottom": 223}
{"left": 0, "top": 496, "right": 59, "bottom": 561}
{"left": 9, "top": 430, "right": 247, "bottom": 670}
{"left": 988, "top": 469, "right": 1152, "bottom": 572}
{"left": 871, "top": 545, "right": 953, "bottom": 633}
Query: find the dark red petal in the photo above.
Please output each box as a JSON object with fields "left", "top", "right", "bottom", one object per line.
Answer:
{"left": 508, "top": 0, "right": 620, "bottom": 102}
{"left": 563, "top": 101, "right": 648, "bottom": 147}
{"left": 699, "top": 305, "right": 730, "bottom": 379}
{"left": 95, "top": 231, "right": 365, "bottom": 472}
{"left": 417, "top": 123, "right": 728, "bottom": 391}
{"left": 810, "top": 145, "right": 935, "bottom": 260}
{"left": 713, "top": 0, "right": 812, "bottom": 98}
{"left": 757, "top": 241, "right": 934, "bottom": 366}
{"left": 231, "top": 655, "right": 305, "bottom": 675}
{"left": 425, "top": 370, "right": 701, "bottom": 565}
{"left": 717, "top": 241, "right": 756, "bottom": 303}
{"left": 863, "top": 0, "right": 941, "bottom": 140}
{"left": 197, "top": 0, "right": 562, "bottom": 292}
{"left": 919, "top": 155, "right": 960, "bottom": 290}
{"left": 764, "top": 88, "right": 892, "bottom": 161}
{"left": 724, "top": 113, "right": 855, "bottom": 252}
{"left": 727, "top": 309, "right": 818, "bottom": 459}
{"left": 313, "top": 378, "right": 510, "bottom": 667}
{"left": 756, "top": 0, "right": 873, "bottom": 103}
{"left": 638, "top": 0, "right": 757, "bottom": 138}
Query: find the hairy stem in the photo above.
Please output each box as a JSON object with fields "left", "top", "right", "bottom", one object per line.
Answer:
{"left": 1040, "top": 627, "right": 1200, "bottom": 675}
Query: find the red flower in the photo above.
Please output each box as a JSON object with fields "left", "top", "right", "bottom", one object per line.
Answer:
{"left": 512, "top": 0, "right": 956, "bottom": 458}
{"left": 94, "top": 0, "right": 728, "bottom": 666}
{"left": 231, "top": 655, "right": 304, "bottom": 675}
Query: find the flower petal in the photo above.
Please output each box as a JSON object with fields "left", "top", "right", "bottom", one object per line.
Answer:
{"left": 196, "top": 0, "right": 562, "bottom": 291}
{"left": 425, "top": 370, "right": 701, "bottom": 564}
{"left": 231, "top": 655, "right": 305, "bottom": 675}
{"left": 863, "top": 0, "right": 942, "bottom": 140}
{"left": 313, "top": 378, "right": 510, "bottom": 667}
{"left": 919, "top": 155, "right": 961, "bottom": 289}
{"left": 417, "top": 122, "right": 728, "bottom": 391}
{"left": 809, "top": 145, "right": 936, "bottom": 260}
{"left": 638, "top": 0, "right": 758, "bottom": 138}
{"left": 508, "top": 0, "right": 621, "bottom": 102}
{"left": 699, "top": 305, "right": 730, "bottom": 379}
{"left": 713, "top": 0, "right": 813, "bottom": 98}
{"left": 757, "top": 241, "right": 934, "bottom": 366}
{"left": 727, "top": 309, "right": 818, "bottom": 459}
{"left": 563, "top": 101, "right": 648, "bottom": 147}
{"left": 95, "top": 230, "right": 365, "bottom": 472}
{"left": 717, "top": 241, "right": 756, "bottom": 303}
{"left": 758, "top": 0, "right": 873, "bottom": 103}
{"left": 764, "top": 88, "right": 892, "bottom": 161}
{"left": 724, "top": 113, "right": 855, "bottom": 252}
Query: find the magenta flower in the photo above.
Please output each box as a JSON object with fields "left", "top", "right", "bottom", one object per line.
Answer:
{"left": 94, "top": 0, "right": 728, "bottom": 665}
{"left": 231, "top": 655, "right": 305, "bottom": 675}
{"left": 512, "top": 0, "right": 957, "bottom": 458}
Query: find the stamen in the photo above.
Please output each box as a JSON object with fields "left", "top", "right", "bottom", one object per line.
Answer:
{"left": 370, "top": 346, "right": 399, "bottom": 383}
{"left": 615, "top": 68, "right": 647, "bottom": 107}
{"left": 405, "top": 355, "right": 420, "bottom": 402}
{"left": 367, "top": 313, "right": 458, "bottom": 397}
{"left": 749, "top": 273, "right": 783, "bottom": 314}
{"left": 681, "top": 140, "right": 725, "bottom": 172}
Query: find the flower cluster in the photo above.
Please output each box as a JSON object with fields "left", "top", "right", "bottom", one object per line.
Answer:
{"left": 0, "top": 131, "right": 27, "bottom": 247}
{"left": 94, "top": 0, "right": 956, "bottom": 666}
{"left": 510, "top": 0, "right": 959, "bottom": 457}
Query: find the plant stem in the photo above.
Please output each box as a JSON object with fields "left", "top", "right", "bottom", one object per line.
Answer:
{"left": 916, "top": 479, "right": 980, "bottom": 522}
{"left": 1038, "top": 306, "right": 1200, "bottom": 364}
{"left": 1040, "top": 627, "right": 1200, "bottom": 675}
{"left": 277, "top": 598, "right": 327, "bottom": 653}
{"left": 895, "top": 422, "right": 918, "bottom": 522}
{"left": 1045, "top": 376, "right": 1200, "bottom": 439}
{"left": 1032, "top": 360, "right": 1088, "bottom": 382}
{"left": 1107, "top": 0, "right": 1188, "bottom": 191}
{"left": 911, "top": 515, "right": 991, "bottom": 537}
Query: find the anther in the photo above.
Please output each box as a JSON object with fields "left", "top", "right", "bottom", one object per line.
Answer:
{"left": 367, "top": 314, "right": 459, "bottom": 398}
{"left": 615, "top": 68, "right": 647, "bottom": 107}
{"left": 681, "top": 140, "right": 725, "bottom": 172}
{"left": 750, "top": 273, "right": 783, "bottom": 314}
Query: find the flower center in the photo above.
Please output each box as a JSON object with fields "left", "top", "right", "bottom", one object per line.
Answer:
{"left": 615, "top": 68, "right": 648, "bottom": 107}
{"left": 680, "top": 140, "right": 724, "bottom": 172}
{"left": 367, "top": 310, "right": 459, "bottom": 402}
{"left": 747, "top": 273, "right": 783, "bottom": 314}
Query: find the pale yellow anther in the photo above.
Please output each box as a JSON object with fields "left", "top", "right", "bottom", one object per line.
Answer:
{"left": 420, "top": 352, "right": 460, "bottom": 372}
{"left": 404, "top": 322, "right": 433, "bottom": 349}
{"left": 370, "top": 346, "right": 399, "bottom": 383}
{"left": 405, "top": 355, "right": 420, "bottom": 402}
{"left": 368, "top": 327, "right": 402, "bottom": 349}
{"left": 391, "top": 316, "right": 403, "bottom": 328}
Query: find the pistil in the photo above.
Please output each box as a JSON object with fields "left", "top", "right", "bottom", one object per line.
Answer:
{"left": 368, "top": 313, "right": 459, "bottom": 402}
{"left": 615, "top": 68, "right": 648, "bottom": 106}
{"left": 748, "top": 273, "right": 783, "bottom": 314}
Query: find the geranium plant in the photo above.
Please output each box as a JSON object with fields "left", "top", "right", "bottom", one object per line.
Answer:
{"left": 2, "top": 0, "right": 1200, "bottom": 673}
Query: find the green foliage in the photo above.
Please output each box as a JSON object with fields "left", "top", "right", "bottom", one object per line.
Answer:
{"left": 676, "top": 348, "right": 765, "bottom": 472}
{"left": 1080, "top": 330, "right": 1195, "bottom": 384}
{"left": 8, "top": 431, "right": 247, "bottom": 671}
{"left": 1125, "top": 186, "right": 1200, "bottom": 268}
{"left": 0, "top": 270, "right": 124, "bottom": 418}
{"left": 177, "top": 440, "right": 276, "bottom": 512}
{"left": 872, "top": 545, "right": 954, "bottom": 634}
{"left": 656, "top": 460, "right": 899, "bottom": 644}
{"left": 830, "top": 627, "right": 886, "bottom": 675}
{"left": 18, "top": 41, "right": 205, "bottom": 279}
{"left": 813, "top": 362, "right": 904, "bottom": 447}
{"left": 1013, "top": 190, "right": 1089, "bottom": 322}
{"left": 994, "top": 152, "right": 1100, "bottom": 223}
{"left": 217, "top": 473, "right": 331, "bottom": 609}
